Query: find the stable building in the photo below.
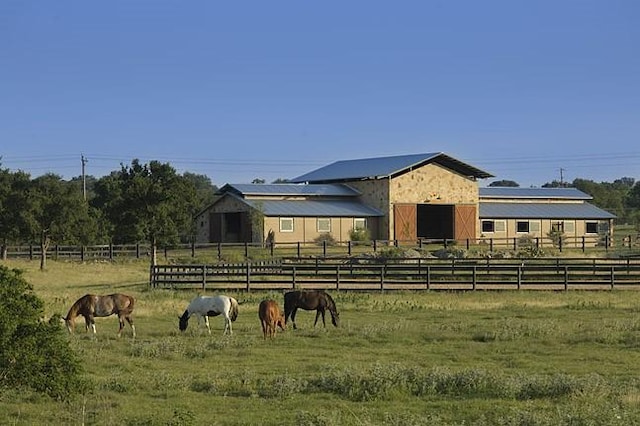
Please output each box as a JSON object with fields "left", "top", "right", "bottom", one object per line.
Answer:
{"left": 194, "top": 152, "right": 616, "bottom": 247}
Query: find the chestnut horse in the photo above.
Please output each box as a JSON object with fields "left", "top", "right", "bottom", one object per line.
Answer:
{"left": 179, "top": 295, "right": 239, "bottom": 335}
{"left": 64, "top": 293, "right": 136, "bottom": 338}
{"left": 284, "top": 290, "right": 339, "bottom": 330}
{"left": 258, "top": 299, "right": 286, "bottom": 339}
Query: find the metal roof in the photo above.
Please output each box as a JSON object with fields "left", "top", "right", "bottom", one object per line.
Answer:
{"left": 480, "top": 187, "right": 592, "bottom": 200}
{"left": 243, "top": 199, "right": 384, "bottom": 217}
{"left": 290, "top": 152, "right": 493, "bottom": 183}
{"left": 479, "top": 202, "right": 616, "bottom": 219}
{"left": 218, "top": 183, "right": 360, "bottom": 197}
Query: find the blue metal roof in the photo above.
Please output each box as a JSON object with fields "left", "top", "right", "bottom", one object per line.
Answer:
{"left": 243, "top": 199, "right": 384, "bottom": 217}
{"left": 479, "top": 202, "right": 616, "bottom": 219}
{"left": 480, "top": 187, "right": 592, "bottom": 200}
{"left": 219, "top": 183, "right": 360, "bottom": 197}
{"left": 290, "top": 152, "right": 493, "bottom": 183}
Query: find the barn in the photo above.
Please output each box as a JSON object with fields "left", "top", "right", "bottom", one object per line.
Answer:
{"left": 194, "top": 152, "right": 616, "bottom": 246}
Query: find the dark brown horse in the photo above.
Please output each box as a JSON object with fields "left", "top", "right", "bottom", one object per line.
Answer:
{"left": 64, "top": 293, "right": 136, "bottom": 338}
{"left": 284, "top": 290, "right": 339, "bottom": 330}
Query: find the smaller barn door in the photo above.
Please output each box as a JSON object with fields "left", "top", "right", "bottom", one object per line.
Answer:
{"left": 210, "top": 213, "right": 223, "bottom": 243}
{"left": 394, "top": 204, "right": 417, "bottom": 244}
{"left": 454, "top": 205, "right": 476, "bottom": 242}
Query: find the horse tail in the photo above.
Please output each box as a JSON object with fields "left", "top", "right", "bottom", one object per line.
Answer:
{"left": 229, "top": 297, "right": 239, "bottom": 322}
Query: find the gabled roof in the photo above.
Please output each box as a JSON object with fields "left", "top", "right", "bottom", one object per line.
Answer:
{"left": 242, "top": 199, "right": 384, "bottom": 217}
{"left": 217, "top": 183, "right": 360, "bottom": 197}
{"left": 480, "top": 187, "right": 592, "bottom": 200}
{"left": 479, "top": 202, "right": 616, "bottom": 219}
{"left": 289, "top": 152, "right": 493, "bottom": 183}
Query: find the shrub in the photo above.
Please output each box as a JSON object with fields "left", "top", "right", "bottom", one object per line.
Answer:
{"left": 0, "top": 265, "right": 84, "bottom": 399}
{"left": 349, "top": 227, "right": 370, "bottom": 242}
{"left": 313, "top": 233, "right": 337, "bottom": 246}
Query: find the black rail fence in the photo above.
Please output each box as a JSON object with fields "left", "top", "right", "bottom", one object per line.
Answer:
{"left": 149, "top": 257, "right": 640, "bottom": 292}
{"left": 4, "top": 234, "right": 638, "bottom": 262}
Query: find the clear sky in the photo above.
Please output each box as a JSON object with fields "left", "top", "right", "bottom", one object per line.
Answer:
{"left": 2, "top": 1, "right": 639, "bottom": 188}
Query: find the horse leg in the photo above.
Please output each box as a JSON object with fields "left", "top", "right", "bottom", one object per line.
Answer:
{"left": 291, "top": 308, "right": 298, "bottom": 330}
{"left": 125, "top": 315, "right": 136, "bottom": 338}
{"left": 118, "top": 316, "right": 125, "bottom": 338}
{"left": 261, "top": 319, "right": 268, "bottom": 339}
{"left": 224, "top": 314, "right": 233, "bottom": 335}
{"left": 203, "top": 315, "right": 211, "bottom": 334}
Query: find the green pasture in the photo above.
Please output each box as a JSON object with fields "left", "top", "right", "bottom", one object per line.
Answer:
{"left": 3, "top": 259, "right": 640, "bottom": 425}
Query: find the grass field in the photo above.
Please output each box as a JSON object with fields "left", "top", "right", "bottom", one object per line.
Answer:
{"left": 3, "top": 259, "right": 640, "bottom": 425}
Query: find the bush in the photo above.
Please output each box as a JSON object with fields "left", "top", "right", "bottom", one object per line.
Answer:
{"left": 0, "top": 265, "right": 84, "bottom": 399}
{"left": 313, "top": 233, "right": 337, "bottom": 246}
{"left": 349, "top": 227, "right": 370, "bottom": 242}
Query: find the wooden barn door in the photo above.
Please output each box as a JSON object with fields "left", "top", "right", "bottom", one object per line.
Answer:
{"left": 394, "top": 204, "right": 417, "bottom": 243}
{"left": 210, "top": 213, "right": 223, "bottom": 242}
{"left": 454, "top": 205, "right": 476, "bottom": 241}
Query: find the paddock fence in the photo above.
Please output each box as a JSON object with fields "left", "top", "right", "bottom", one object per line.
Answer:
{"left": 4, "top": 233, "right": 639, "bottom": 262}
{"left": 149, "top": 257, "right": 640, "bottom": 292}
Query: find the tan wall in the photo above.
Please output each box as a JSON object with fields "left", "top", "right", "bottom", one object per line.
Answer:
{"left": 479, "top": 218, "right": 609, "bottom": 247}
{"left": 346, "top": 180, "right": 390, "bottom": 240}
{"left": 263, "top": 216, "right": 378, "bottom": 244}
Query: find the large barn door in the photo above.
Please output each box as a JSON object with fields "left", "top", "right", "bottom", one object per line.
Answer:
{"left": 210, "top": 213, "right": 223, "bottom": 242}
{"left": 454, "top": 205, "right": 476, "bottom": 241}
{"left": 394, "top": 204, "right": 417, "bottom": 243}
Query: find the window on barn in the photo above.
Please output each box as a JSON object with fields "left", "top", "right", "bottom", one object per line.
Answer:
{"left": 317, "top": 218, "right": 331, "bottom": 233}
{"left": 279, "top": 217, "right": 294, "bottom": 233}
{"left": 586, "top": 222, "right": 598, "bottom": 234}
{"left": 552, "top": 222, "right": 563, "bottom": 233}
{"left": 354, "top": 218, "right": 367, "bottom": 230}
{"left": 481, "top": 220, "right": 495, "bottom": 233}
{"left": 564, "top": 221, "right": 575, "bottom": 233}
{"left": 529, "top": 221, "right": 541, "bottom": 232}
{"left": 516, "top": 221, "right": 529, "bottom": 233}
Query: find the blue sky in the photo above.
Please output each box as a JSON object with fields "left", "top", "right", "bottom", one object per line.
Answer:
{"left": 2, "top": 1, "right": 639, "bottom": 188}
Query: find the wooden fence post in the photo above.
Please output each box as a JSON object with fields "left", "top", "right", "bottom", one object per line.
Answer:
{"left": 202, "top": 265, "right": 207, "bottom": 290}
{"left": 336, "top": 265, "right": 340, "bottom": 290}
{"left": 292, "top": 266, "right": 296, "bottom": 289}
{"left": 517, "top": 265, "right": 522, "bottom": 290}
{"left": 380, "top": 265, "right": 385, "bottom": 292}
{"left": 191, "top": 241, "right": 196, "bottom": 257}
{"left": 246, "top": 262, "right": 251, "bottom": 291}
{"left": 472, "top": 266, "right": 477, "bottom": 290}
{"left": 610, "top": 266, "right": 615, "bottom": 290}
{"left": 564, "top": 266, "right": 569, "bottom": 291}
{"left": 217, "top": 242, "right": 221, "bottom": 260}
{"left": 426, "top": 265, "right": 430, "bottom": 290}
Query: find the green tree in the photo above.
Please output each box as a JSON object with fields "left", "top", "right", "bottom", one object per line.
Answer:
{"left": 0, "top": 168, "right": 32, "bottom": 259}
{"left": 93, "top": 160, "right": 197, "bottom": 265}
{"left": 0, "top": 266, "right": 83, "bottom": 399}
{"left": 488, "top": 180, "right": 519, "bottom": 187}
{"left": 22, "top": 174, "right": 97, "bottom": 269}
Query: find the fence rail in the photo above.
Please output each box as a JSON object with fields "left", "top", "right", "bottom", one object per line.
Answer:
{"left": 149, "top": 257, "right": 640, "bottom": 291}
{"left": 4, "top": 234, "right": 640, "bottom": 262}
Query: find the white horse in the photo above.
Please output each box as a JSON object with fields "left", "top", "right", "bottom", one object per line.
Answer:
{"left": 178, "top": 295, "right": 239, "bottom": 335}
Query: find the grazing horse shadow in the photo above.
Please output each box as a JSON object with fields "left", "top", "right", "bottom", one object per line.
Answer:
{"left": 284, "top": 290, "right": 339, "bottom": 330}
{"left": 64, "top": 293, "right": 136, "bottom": 338}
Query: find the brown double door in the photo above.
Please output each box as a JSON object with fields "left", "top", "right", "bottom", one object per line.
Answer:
{"left": 393, "top": 204, "right": 476, "bottom": 242}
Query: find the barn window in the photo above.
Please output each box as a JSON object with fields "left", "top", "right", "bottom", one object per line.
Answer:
{"left": 279, "top": 217, "right": 294, "bottom": 233}
{"left": 354, "top": 218, "right": 367, "bottom": 230}
{"left": 564, "top": 221, "right": 575, "bottom": 233}
{"left": 482, "top": 220, "right": 505, "bottom": 233}
{"left": 317, "top": 218, "right": 331, "bottom": 233}
{"left": 481, "top": 220, "right": 495, "bottom": 233}
{"left": 516, "top": 221, "right": 529, "bottom": 233}
{"left": 586, "top": 222, "right": 598, "bottom": 234}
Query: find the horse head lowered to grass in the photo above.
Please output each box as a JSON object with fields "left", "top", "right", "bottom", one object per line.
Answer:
{"left": 178, "top": 295, "right": 239, "bottom": 335}
{"left": 64, "top": 293, "right": 136, "bottom": 338}
{"left": 284, "top": 290, "right": 339, "bottom": 330}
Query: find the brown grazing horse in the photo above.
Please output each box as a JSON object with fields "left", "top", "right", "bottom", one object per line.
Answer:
{"left": 64, "top": 293, "right": 136, "bottom": 338}
{"left": 284, "top": 290, "right": 339, "bottom": 330}
{"left": 258, "top": 299, "right": 286, "bottom": 339}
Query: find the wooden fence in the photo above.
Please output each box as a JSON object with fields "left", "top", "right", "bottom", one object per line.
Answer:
{"left": 4, "top": 233, "right": 639, "bottom": 261}
{"left": 149, "top": 257, "right": 640, "bottom": 291}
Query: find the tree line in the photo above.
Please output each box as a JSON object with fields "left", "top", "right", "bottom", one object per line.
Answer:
{"left": 2, "top": 159, "right": 639, "bottom": 269}
{"left": 0, "top": 159, "right": 217, "bottom": 268}
{"left": 489, "top": 177, "right": 640, "bottom": 226}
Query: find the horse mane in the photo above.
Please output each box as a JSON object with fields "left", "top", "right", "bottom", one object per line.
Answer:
{"left": 322, "top": 291, "right": 337, "bottom": 313}
{"left": 229, "top": 297, "right": 239, "bottom": 322}
{"left": 65, "top": 294, "right": 92, "bottom": 320}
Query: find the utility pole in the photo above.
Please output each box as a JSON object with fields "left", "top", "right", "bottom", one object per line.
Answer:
{"left": 559, "top": 168, "right": 565, "bottom": 187}
{"left": 81, "top": 154, "right": 88, "bottom": 201}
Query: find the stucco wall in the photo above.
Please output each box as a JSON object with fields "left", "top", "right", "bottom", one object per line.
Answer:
{"left": 263, "top": 216, "right": 378, "bottom": 245}
{"left": 479, "top": 218, "right": 609, "bottom": 247}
